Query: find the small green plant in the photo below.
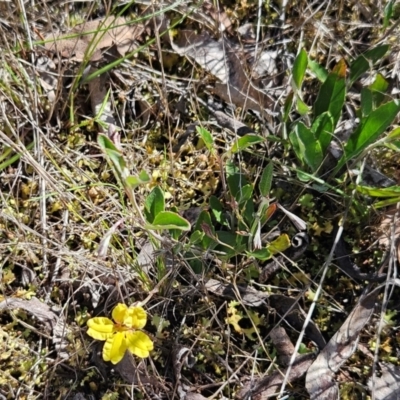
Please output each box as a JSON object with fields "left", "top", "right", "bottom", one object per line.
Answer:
{"left": 188, "top": 128, "right": 294, "bottom": 266}
{"left": 97, "top": 126, "right": 191, "bottom": 277}
{"left": 287, "top": 46, "right": 400, "bottom": 179}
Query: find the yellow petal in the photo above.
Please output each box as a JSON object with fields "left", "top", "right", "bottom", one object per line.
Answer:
{"left": 112, "top": 303, "right": 129, "bottom": 324}
{"left": 87, "top": 317, "right": 115, "bottom": 340}
{"left": 103, "top": 332, "right": 127, "bottom": 364}
{"left": 126, "top": 331, "right": 153, "bottom": 358}
{"left": 124, "top": 306, "right": 147, "bottom": 329}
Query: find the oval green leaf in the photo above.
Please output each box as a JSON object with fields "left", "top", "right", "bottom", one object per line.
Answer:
{"left": 150, "top": 211, "right": 191, "bottom": 231}
{"left": 259, "top": 162, "right": 274, "bottom": 197}
{"left": 293, "top": 48, "right": 308, "bottom": 90}
{"left": 314, "top": 59, "right": 346, "bottom": 128}
{"left": 144, "top": 186, "right": 165, "bottom": 223}
{"left": 197, "top": 126, "right": 214, "bottom": 153}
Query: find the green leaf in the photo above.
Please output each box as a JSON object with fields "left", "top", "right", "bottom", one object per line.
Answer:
{"left": 314, "top": 59, "right": 346, "bottom": 128}
{"left": 356, "top": 185, "right": 400, "bottom": 198}
{"left": 259, "top": 162, "right": 274, "bottom": 197}
{"left": 238, "top": 184, "right": 253, "bottom": 206}
{"left": 189, "top": 230, "right": 205, "bottom": 245}
{"left": 98, "top": 134, "right": 127, "bottom": 177}
{"left": 150, "top": 211, "right": 191, "bottom": 231}
{"left": 97, "top": 133, "right": 119, "bottom": 152}
{"left": 231, "top": 134, "right": 265, "bottom": 153}
{"left": 369, "top": 73, "right": 389, "bottom": 107}
{"left": 125, "top": 170, "right": 150, "bottom": 190}
{"left": 283, "top": 91, "right": 294, "bottom": 122}
{"left": 311, "top": 112, "right": 334, "bottom": 153}
{"left": 290, "top": 122, "right": 323, "bottom": 172}
{"left": 350, "top": 45, "right": 389, "bottom": 84}
{"left": 296, "top": 97, "right": 310, "bottom": 115}
{"left": 247, "top": 248, "right": 273, "bottom": 261}
{"left": 209, "top": 195, "right": 227, "bottom": 225}
{"left": 289, "top": 127, "right": 306, "bottom": 165}
{"left": 387, "top": 127, "right": 400, "bottom": 141}
{"left": 364, "top": 45, "right": 390, "bottom": 64}
{"left": 242, "top": 194, "right": 255, "bottom": 227}
{"left": 196, "top": 126, "right": 214, "bottom": 153}
{"left": 374, "top": 197, "right": 400, "bottom": 209}
{"left": 349, "top": 56, "right": 369, "bottom": 86}
{"left": 195, "top": 211, "right": 215, "bottom": 249}
{"left": 226, "top": 162, "right": 249, "bottom": 202}
{"left": 384, "top": 0, "right": 395, "bottom": 28}
{"left": 292, "top": 48, "right": 308, "bottom": 90}
{"left": 369, "top": 73, "right": 389, "bottom": 93}
{"left": 225, "top": 159, "right": 239, "bottom": 178}
{"left": 144, "top": 186, "right": 165, "bottom": 223}
{"left": 215, "top": 231, "right": 245, "bottom": 257}
{"left": 336, "top": 100, "right": 400, "bottom": 171}
{"left": 308, "top": 58, "right": 328, "bottom": 82}
{"left": 361, "top": 87, "right": 373, "bottom": 117}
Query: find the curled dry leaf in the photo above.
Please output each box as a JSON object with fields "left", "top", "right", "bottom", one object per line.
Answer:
{"left": 88, "top": 66, "right": 116, "bottom": 129}
{"left": 305, "top": 290, "right": 379, "bottom": 399}
{"left": 97, "top": 218, "right": 125, "bottom": 258}
{"left": 136, "top": 240, "right": 157, "bottom": 275}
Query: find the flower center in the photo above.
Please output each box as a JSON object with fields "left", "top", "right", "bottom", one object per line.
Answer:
{"left": 114, "top": 323, "right": 132, "bottom": 333}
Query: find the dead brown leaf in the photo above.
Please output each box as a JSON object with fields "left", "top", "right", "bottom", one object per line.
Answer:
{"left": 203, "top": 0, "right": 234, "bottom": 35}
{"left": 368, "top": 362, "right": 400, "bottom": 400}
{"left": 378, "top": 206, "right": 400, "bottom": 263}
{"left": 0, "top": 297, "right": 58, "bottom": 328}
{"left": 305, "top": 289, "right": 379, "bottom": 399}
{"left": 269, "top": 294, "right": 326, "bottom": 350}
{"left": 270, "top": 327, "right": 296, "bottom": 366}
{"left": 236, "top": 353, "right": 315, "bottom": 400}
{"left": 160, "top": 20, "right": 275, "bottom": 114}
{"left": 44, "top": 16, "right": 144, "bottom": 62}
{"left": 0, "top": 297, "right": 69, "bottom": 359}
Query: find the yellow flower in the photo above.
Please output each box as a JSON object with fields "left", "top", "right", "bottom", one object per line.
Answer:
{"left": 87, "top": 303, "right": 154, "bottom": 364}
